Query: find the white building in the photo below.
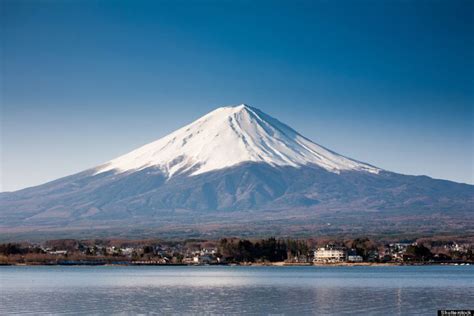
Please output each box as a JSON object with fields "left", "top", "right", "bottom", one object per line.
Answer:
{"left": 347, "top": 255, "right": 363, "bottom": 262}
{"left": 48, "top": 250, "right": 68, "bottom": 255}
{"left": 314, "top": 247, "right": 346, "bottom": 263}
{"left": 193, "top": 254, "right": 214, "bottom": 264}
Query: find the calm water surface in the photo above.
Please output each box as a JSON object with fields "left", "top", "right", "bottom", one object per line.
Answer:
{"left": 1, "top": 265, "right": 473, "bottom": 315}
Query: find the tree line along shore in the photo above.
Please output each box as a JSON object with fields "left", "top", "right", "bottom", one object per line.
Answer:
{"left": 0, "top": 236, "right": 473, "bottom": 266}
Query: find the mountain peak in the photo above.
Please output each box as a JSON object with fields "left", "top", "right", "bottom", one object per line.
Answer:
{"left": 203, "top": 103, "right": 255, "bottom": 118}
{"left": 230, "top": 103, "right": 251, "bottom": 109}
{"left": 96, "top": 104, "right": 380, "bottom": 177}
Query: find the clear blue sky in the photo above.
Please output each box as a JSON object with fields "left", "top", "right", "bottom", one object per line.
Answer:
{"left": 1, "top": 0, "right": 473, "bottom": 191}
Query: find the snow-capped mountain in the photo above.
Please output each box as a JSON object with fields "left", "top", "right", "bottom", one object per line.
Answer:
{"left": 96, "top": 104, "right": 379, "bottom": 177}
{"left": 0, "top": 104, "right": 472, "bottom": 238}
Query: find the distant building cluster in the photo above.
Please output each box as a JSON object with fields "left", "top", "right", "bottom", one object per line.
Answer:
{"left": 183, "top": 249, "right": 222, "bottom": 265}
{"left": 0, "top": 238, "right": 472, "bottom": 265}
{"left": 310, "top": 241, "right": 473, "bottom": 264}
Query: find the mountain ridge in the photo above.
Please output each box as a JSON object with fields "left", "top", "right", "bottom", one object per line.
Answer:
{"left": 1, "top": 104, "right": 472, "bottom": 238}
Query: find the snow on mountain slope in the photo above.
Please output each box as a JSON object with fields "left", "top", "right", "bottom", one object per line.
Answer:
{"left": 2, "top": 104, "right": 473, "bottom": 236}
{"left": 96, "top": 104, "right": 380, "bottom": 177}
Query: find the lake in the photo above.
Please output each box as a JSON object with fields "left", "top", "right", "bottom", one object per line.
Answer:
{"left": 1, "top": 265, "right": 473, "bottom": 315}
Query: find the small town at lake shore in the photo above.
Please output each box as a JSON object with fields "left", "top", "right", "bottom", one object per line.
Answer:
{"left": 1, "top": 236, "right": 473, "bottom": 266}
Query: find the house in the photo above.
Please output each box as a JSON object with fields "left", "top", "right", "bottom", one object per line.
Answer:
{"left": 314, "top": 246, "right": 346, "bottom": 263}
{"left": 182, "top": 256, "right": 195, "bottom": 264}
{"left": 48, "top": 250, "right": 68, "bottom": 255}
{"left": 346, "top": 248, "right": 363, "bottom": 262}
{"left": 388, "top": 243, "right": 411, "bottom": 262}
{"left": 193, "top": 254, "right": 214, "bottom": 264}
{"left": 347, "top": 255, "right": 363, "bottom": 262}
{"left": 120, "top": 247, "right": 134, "bottom": 256}
{"left": 287, "top": 255, "right": 311, "bottom": 263}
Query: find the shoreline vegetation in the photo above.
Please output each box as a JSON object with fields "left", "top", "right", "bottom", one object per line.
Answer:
{"left": 1, "top": 236, "right": 472, "bottom": 267}
{"left": 2, "top": 262, "right": 471, "bottom": 267}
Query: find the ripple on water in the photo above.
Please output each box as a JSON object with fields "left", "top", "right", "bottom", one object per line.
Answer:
{"left": 0, "top": 266, "right": 473, "bottom": 315}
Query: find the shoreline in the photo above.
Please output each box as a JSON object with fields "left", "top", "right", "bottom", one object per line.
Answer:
{"left": 1, "top": 261, "right": 471, "bottom": 267}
